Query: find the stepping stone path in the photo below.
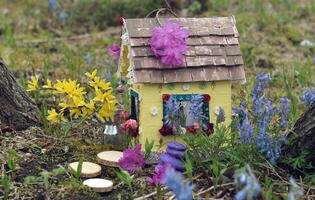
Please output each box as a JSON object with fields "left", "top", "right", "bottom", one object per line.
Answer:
{"left": 97, "top": 151, "right": 123, "bottom": 167}
{"left": 68, "top": 151, "right": 123, "bottom": 193}
{"left": 83, "top": 178, "right": 113, "bottom": 193}
{"left": 68, "top": 161, "right": 102, "bottom": 178}
{"left": 159, "top": 141, "right": 186, "bottom": 172}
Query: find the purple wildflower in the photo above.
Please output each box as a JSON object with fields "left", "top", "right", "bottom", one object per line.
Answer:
{"left": 58, "top": 11, "right": 68, "bottom": 21}
{"left": 150, "top": 20, "right": 189, "bottom": 66}
{"left": 216, "top": 107, "right": 226, "bottom": 124}
{"left": 300, "top": 88, "right": 315, "bottom": 108}
{"left": 257, "top": 97, "right": 273, "bottom": 135}
{"left": 164, "top": 96, "right": 181, "bottom": 129}
{"left": 147, "top": 163, "right": 171, "bottom": 185}
{"left": 255, "top": 133, "right": 286, "bottom": 164}
{"left": 118, "top": 144, "right": 145, "bottom": 173}
{"left": 234, "top": 165, "right": 261, "bottom": 200}
{"left": 234, "top": 100, "right": 254, "bottom": 144}
{"left": 162, "top": 168, "right": 194, "bottom": 200}
{"left": 108, "top": 44, "right": 121, "bottom": 60}
{"left": 188, "top": 94, "right": 206, "bottom": 123}
{"left": 105, "top": 69, "right": 111, "bottom": 82}
{"left": 48, "top": 0, "right": 59, "bottom": 10}
{"left": 251, "top": 73, "right": 271, "bottom": 115}
{"left": 288, "top": 177, "right": 304, "bottom": 200}
{"left": 85, "top": 52, "right": 92, "bottom": 65}
{"left": 278, "top": 98, "right": 291, "bottom": 128}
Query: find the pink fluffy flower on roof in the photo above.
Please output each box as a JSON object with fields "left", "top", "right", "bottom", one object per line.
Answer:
{"left": 150, "top": 20, "right": 189, "bottom": 66}
{"left": 107, "top": 44, "right": 121, "bottom": 59}
{"left": 118, "top": 144, "right": 145, "bottom": 173}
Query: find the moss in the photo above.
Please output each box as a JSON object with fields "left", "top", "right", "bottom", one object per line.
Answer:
{"left": 282, "top": 25, "right": 303, "bottom": 44}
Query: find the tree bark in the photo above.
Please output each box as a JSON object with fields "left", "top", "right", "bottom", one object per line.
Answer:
{"left": 0, "top": 60, "right": 42, "bottom": 131}
{"left": 281, "top": 104, "right": 315, "bottom": 173}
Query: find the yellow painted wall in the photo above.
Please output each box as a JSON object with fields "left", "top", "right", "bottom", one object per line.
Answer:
{"left": 132, "top": 81, "right": 232, "bottom": 151}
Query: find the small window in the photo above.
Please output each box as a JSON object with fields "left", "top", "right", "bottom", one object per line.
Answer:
{"left": 162, "top": 94, "right": 211, "bottom": 135}
{"left": 130, "top": 89, "right": 139, "bottom": 121}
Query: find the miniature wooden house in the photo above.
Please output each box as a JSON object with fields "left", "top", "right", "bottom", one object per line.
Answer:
{"left": 118, "top": 17, "right": 245, "bottom": 149}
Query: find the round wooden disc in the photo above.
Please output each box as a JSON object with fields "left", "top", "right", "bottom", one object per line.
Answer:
{"left": 68, "top": 161, "right": 101, "bottom": 178}
{"left": 83, "top": 178, "right": 113, "bottom": 193}
{"left": 97, "top": 151, "right": 123, "bottom": 167}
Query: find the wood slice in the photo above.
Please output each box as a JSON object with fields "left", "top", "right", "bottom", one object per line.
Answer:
{"left": 68, "top": 161, "right": 101, "bottom": 178}
{"left": 83, "top": 178, "right": 113, "bottom": 193}
{"left": 97, "top": 151, "right": 123, "bottom": 167}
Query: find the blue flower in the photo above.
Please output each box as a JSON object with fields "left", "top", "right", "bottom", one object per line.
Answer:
{"left": 278, "top": 98, "right": 291, "bottom": 128}
{"left": 257, "top": 97, "right": 273, "bottom": 135}
{"left": 234, "top": 100, "right": 254, "bottom": 144}
{"left": 163, "top": 168, "right": 194, "bottom": 200}
{"left": 251, "top": 73, "right": 271, "bottom": 115}
{"left": 85, "top": 52, "right": 92, "bottom": 65}
{"left": 164, "top": 96, "right": 180, "bottom": 127}
{"left": 288, "top": 177, "right": 303, "bottom": 200}
{"left": 216, "top": 106, "right": 226, "bottom": 124}
{"left": 234, "top": 165, "right": 261, "bottom": 200}
{"left": 255, "top": 133, "right": 286, "bottom": 164}
{"left": 106, "top": 69, "right": 111, "bottom": 82}
{"left": 188, "top": 94, "right": 206, "bottom": 122}
{"left": 48, "top": 0, "right": 59, "bottom": 10}
{"left": 300, "top": 88, "right": 315, "bottom": 108}
{"left": 58, "top": 11, "right": 68, "bottom": 21}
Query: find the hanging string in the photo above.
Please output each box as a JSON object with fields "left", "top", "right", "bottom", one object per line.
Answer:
{"left": 146, "top": 7, "right": 179, "bottom": 26}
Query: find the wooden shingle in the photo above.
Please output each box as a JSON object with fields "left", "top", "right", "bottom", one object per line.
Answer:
{"left": 125, "top": 17, "right": 245, "bottom": 83}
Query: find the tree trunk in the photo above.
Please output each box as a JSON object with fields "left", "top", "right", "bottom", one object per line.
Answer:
{"left": 281, "top": 104, "right": 315, "bottom": 173}
{"left": 0, "top": 60, "right": 42, "bottom": 131}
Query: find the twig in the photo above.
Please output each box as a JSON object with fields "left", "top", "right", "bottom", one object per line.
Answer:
{"left": 134, "top": 187, "right": 167, "bottom": 200}
{"left": 196, "top": 182, "right": 234, "bottom": 196}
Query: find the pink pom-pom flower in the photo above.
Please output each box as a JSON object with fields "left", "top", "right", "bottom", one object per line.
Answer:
{"left": 150, "top": 20, "right": 189, "bottom": 67}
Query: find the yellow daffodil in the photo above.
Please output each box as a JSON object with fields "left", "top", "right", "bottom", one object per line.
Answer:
{"left": 26, "top": 76, "right": 39, "bottom": 92}
{"left": 53, "top": 79, "right": 86, "bottom": 98}
{"left": 82, "top": 100, "right": 95, "bottom": 117}
{"left": 43, "top": 79, "right": 52, "bottom": 89}
{"left": 89, "top": 76, "right": 101, "bottom": 90}
{"left": 70, "top": 108, "right": 81, "bottom": 119}
{"left": 85, "top": 69, "right": 98, "bottom": 79}
{"left": 47, "top": 109, "right": 59, "bottom": 124}
{"left": 71, "top": 96, "right": 85, "bottom": 107}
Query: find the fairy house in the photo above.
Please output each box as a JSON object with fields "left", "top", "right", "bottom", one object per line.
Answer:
{"left": 118, "top": 17, "right": 245, "bottom": 149}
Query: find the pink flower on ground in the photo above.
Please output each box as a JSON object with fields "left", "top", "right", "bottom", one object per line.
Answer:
{"left": 118, "top": 144, "right": 145, "bottom": 173}
{"left": 121, "top": 119, "right": 138, "bottom": 131}
{"left": 150, "top": 20, "right": 189, "bottom": 66}
{"left": 107, "top": 44, "right": 121, "bottom": 59}
{"left": 147, "top": 163, "right": 172, "bottom": 185}
{"left": 119, "top": 111, "right": 130, "bottom": 121}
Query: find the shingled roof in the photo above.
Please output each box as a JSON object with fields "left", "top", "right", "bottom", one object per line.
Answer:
{"left": 124, "top": 17, "right": 245, "bottom": 83}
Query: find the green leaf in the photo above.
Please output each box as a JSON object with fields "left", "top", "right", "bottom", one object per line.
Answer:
{"left": 75, "top": 158, "right": 84, "bottom": 180}
{"left": 144, "top": 139, "right": 154, "bottom": 159}
{"left": 212, "top": 159, "right": 219, "bottom": 178}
